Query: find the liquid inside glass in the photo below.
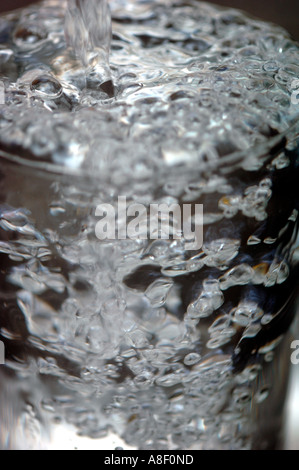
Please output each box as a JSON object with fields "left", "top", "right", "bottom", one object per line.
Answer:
{"left": 0, "top": 0, "right": 299, "bottom": 450}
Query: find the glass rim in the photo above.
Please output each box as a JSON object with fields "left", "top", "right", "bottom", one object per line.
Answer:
{"left": 0, "top": 114, "right": 298, "bottom": 179}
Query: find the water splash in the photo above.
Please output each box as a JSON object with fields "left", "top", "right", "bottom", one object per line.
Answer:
{"left": 0, "top": 0, "right": 299, "bottom": 451}
{"left": 65, "top": 0, "right": 114, "bottom": 96}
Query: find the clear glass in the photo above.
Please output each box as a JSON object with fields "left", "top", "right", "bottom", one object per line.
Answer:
{"left": 0, "top": 120, "right": 299, "bottom": 450}
{"left": 1, "top": 0, "right": 299, "bottom": 451}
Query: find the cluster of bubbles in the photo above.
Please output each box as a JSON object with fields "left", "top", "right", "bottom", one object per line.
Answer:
{"left": 0, "top": 0, "right": 299, "bottom": 177}
{"left": 0, "top": 0, "right": 299, "bottom": 450}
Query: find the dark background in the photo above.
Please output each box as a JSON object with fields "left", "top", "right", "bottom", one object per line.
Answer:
{"left": 0, "top": 0, "right": 298, "bottom": 40}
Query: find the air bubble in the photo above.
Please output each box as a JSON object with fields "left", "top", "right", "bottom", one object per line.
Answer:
{"left": 233, "top": 389, "right": 252, "bottom": 408}
{"left": 219, "top": 264, "right": 254, "bottom": 290}
{"left": 237, "top": 365, "right": 262, "bottom": 383}
{"left": 186, "top": 252, "right": 206, "bottom": 273}
{"left": 272, "top": 153, "right": 290, "bottom": 169}
{"left": 258, "top": 336, "right": 283, "bottom": 354}
{"left": 242, "top": 323, "right": 262, "bottom": 339}
{"left": 263, "top": 61, "right": 279, "bottom": 73}
{"left": 206, "top": 334, "right": 232, "bottom": 349}
{"left": 264, "top": 260, "right": 289, "bottom": 286}
{"left": 156, "top": 365, "right": 184, "bottom": 387}
{"left": 145, "top": 278, "right": 174, "bottom": 308}
{"left": 31, "top": 75, "right": 62, "bottom": 99}
{"left": 14, "top": 24, "right": 47, "bottom": 47}
{"left": 50, "top": 205, "right": 66, "bottom": 217}
{"left": 203, "top": 238, "right": 240, "bottom": 267}
{"left": 0, "top": 48, "right": 13, "bottom": 64}
{"left": 0, "top": 0, "right": 298, "bottom": 451}
{"left": 128, "top": 330, "right": 149, "bottom": 349}
{"left": 264, "top": 352, "right": 275, "bottom": 362}
{"left": 260, "top": 314, "right": 273, "bottom": 326}
{"left": 231, "top": 301, "right": 263, "bottom": 327}
{"left": 247, "top": 236, "right": 261, "bottom": 245}
{"left": 187, "top": 281, "right": 224, "bottom": 319}
{"left": 184, "top": 353, "right": 201, "bottom": 366}
{"left": 209, "top": 315, "right": 232, "bottom": 334}
{"left": 161, "top": 262, "right": 188, "bottom": 277}
{"left": 254, "top": 387, "right": 270, "bottom": 404}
